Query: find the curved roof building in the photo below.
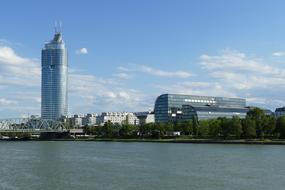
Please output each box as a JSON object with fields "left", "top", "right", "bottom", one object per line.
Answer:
{"left": 154, "top": 94, "right": 248, "bottom": 123}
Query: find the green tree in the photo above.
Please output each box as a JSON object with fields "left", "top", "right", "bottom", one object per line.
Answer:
{"left": 102, "top": 121, "right": 115, "bottom": 137}
{"left": 119, "top": 124, "right": 138, "bottom": 137}
{"left": 231, "top": 116, "right": 243, "bottom": 138}
{"left": 220, "top": 118, "right": 232, "bottom": 138}
{"left": 242, "top": 117, "right": 257, "bottom": 139}
{"left": 247, "top": 107, "right": 266, "bottom": 138}
{"left": 192, "top": 115, "right": 199, "bottom": 137}
{"left": 157, "top": 122, "right": 167, "bottom": 136}
{"left": 149, "top": 122, "right": 164, "bottom": 138}
{"left": 275, "top": 116, "right": 285, "bottom": 139}
{"left": 113, "top": 123, "right": 122, "bottom": 137}
{"left": 263, "top": 115, "right": 276, "bottom": 136}
{"left": 95, "top": 125, "right": 104, "bottom": 136}
{"left": 208, "top": 119, "right": 221, "bottom": 138}
{"left": 181, "top": 120, "right": 194, "bottom": 135}
{"left": 83, "top": 125, "right": 97, "bottom": 135}
{"left": 139, "top": 123, "right": 155, "bottom": 137}
{"left": 198, "top": 120, "right": 209, "bottom": 138}
{"left": 164, "top": 122, "right": 174, "bottom": 132}
{"left": 173, "top": 121, "right": 183, "bottom": 132}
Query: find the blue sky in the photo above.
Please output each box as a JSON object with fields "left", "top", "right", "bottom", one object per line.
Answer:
{"left": 1, "top": 0, "right": 285, "bottom": 118}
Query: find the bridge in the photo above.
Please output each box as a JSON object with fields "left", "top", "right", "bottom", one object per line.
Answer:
{"left": 0, "top": 117, "right": 69, "bottom": 134}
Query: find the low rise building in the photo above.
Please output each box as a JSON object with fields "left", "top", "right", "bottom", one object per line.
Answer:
{"left": 82, "top": 113, "right": 97, "bottom": 126}
{"left": 70, "top": 114, "right": 83, "bottom": 128}
{"left": 98, "top": 112, "right": 139, "bottom": 125}
{"left": 275, "top": 107, "right": 285, "bottom": 118}
{"left": 135, "top": 111, "right": 155, "bottom": 125}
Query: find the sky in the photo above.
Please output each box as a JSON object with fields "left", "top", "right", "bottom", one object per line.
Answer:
{"left": 1, "top": 0, "right": 285, "bottom": 118}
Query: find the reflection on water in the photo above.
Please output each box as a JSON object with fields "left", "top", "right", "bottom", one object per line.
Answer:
{"left": 0, "top": 141, "right": 285, "bottom": 190}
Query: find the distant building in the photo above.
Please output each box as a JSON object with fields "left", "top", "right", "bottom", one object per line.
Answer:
{"left": 70, "top": 114, "right": 83, "bottom": 128}
{"left": 135, "top": 111, "right": 155, "bottom": 125}
{"left": 82, "top": 113, "right": 97, "bottom": 126}
{"left": 41, "top": 32, "right": 68, "bottom": 120}
{"left": 246, "top": 106, "right": 273, "bottom": 116}
{"left": 69, "top": 112, "right": 143, "bottom": 127}
{"left": 98, "top": 112, "right": 139, "bottom": 125}
{"left": 275, "top": 107, "right": 285, "bottom": 118}
{"left": 166, "top": 131, "right": 181, "bottom": 136}
{"left": 69, "top": 128, "right": 85, "bottom": 136}
{"left": 30, "top": 115, "right": 40, "bottom": 119}
{"left": 154, "top": 94, "right": 249, "bottom": 122}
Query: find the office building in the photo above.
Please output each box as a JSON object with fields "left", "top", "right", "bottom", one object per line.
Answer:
{"left": 154, "top": 94, "right": 249, "bottom": 123}
{"left": 41, "top": 32, "right": 68, "bottom": 120}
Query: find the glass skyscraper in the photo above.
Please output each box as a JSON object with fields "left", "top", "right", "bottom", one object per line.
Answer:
{"left": 41, "top": 32, "right": 68, "bottom": 120}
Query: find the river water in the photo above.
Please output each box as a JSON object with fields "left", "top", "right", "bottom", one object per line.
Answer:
{"left": 0, "top": 141, "right": 285, "bottom": 190}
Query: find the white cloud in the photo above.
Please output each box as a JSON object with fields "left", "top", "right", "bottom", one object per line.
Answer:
{"left": 117, "top": 64, "right": 192, "bottom": 78}
{"left": 200, "top": 49, "right": 284, "bottom": 77}
{"left": 0, "top": 39, "right": 23, "bottom": 47}
{"left": 117, "top": 66, "right": 130, "bottom": 72}
{"left": 0, "top": 45, "right": 41, "bottom": 117}
{"left": 273, "top": 52, "right": 285, "bottom": 57}
{"left": 118, "top": 91, "right": 131, "bottom": 99}
{"left": 139, "top": 65, "right": 192, "bottom": 78}
{"left": 247, "top": 97, "right": 267, "bottom": 104}
{"left": 76, "top": 47, "right": 88, "bottom": 55}
{"left": 0, "top": 46, "right": 40, "bottom": 87}
{"left": 0, "top": 98, "right": 17, "bottom": 106}
{"left": 200, "top": 49, "right": 285, "bottom": 89}
{"left": 114, "top": 72, "right": 132, "bottom": 79}
{"left": 156, "top": 81, "right": 236, "bottom": 98}
{"left": 197, "top": 49, "right": 285, "bottom": 109}
{"left": 69, "top": 72, "right": 151, "bottom": 113}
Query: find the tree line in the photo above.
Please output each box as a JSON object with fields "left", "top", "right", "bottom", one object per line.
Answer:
{"left": 84, "top": 108, "right": 285, "bottom": 139}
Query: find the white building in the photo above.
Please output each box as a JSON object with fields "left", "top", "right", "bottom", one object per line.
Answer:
{"left": 70, "top": 111, "right": 154, "bottom": 127}
{"left": 98, "top": 112, "right": 139, "bottom": 125}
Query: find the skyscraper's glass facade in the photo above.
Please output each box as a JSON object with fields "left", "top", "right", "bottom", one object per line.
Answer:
{"left": 154, "top": 94, "right": 249, "bottom": 123}
{"left": 41, "top": 33, "right": 68, "bottom": 120}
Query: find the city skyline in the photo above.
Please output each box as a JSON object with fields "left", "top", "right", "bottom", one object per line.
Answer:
{"left": 1, "top": 0, "right": 285, "bottom": 118}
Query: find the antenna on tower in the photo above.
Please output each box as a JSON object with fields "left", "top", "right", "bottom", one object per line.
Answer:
{"left": 59, "top": 21, "right": 62, "bottom": 33}
{"left": 54, "top": 21, "right": 58, "bottom": 33}
{"left": 54, "top": 21, "right": 62, "bottom": 34}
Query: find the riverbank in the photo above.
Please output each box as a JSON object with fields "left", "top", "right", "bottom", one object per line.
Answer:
{"left": 2, "top": 137, "right": 285, "bottom": 145}
{"left": 85, "top": 138, "right": 285, "bottom": 145}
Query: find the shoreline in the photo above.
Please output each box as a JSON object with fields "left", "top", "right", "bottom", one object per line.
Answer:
{"left": 86, "top": 138, "right": 285, "bottom": 145}
{"left": 2, "top": 138, "right": 285, "bottom": 145}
